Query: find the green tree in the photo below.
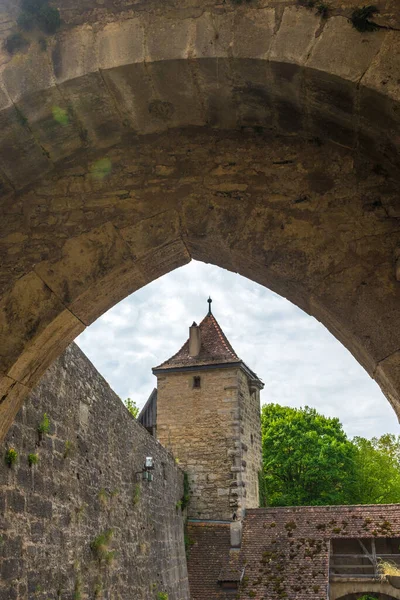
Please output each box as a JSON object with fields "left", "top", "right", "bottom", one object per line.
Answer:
{"left": 352, "top": 434, "right": 400, "bottom": 504}
{"left": 260, "top": 404, "right": 357, "bottom": 506}
{"left": 124, "top": 398, "right": 139, "bottom": 419}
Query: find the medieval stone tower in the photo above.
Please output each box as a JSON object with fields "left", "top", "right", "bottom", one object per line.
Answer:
{"left": 152, "top": 299, "right": 264, "bottom": 522}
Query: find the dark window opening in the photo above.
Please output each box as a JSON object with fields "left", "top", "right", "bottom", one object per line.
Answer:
{"left": 193, "top": 376, "right": 201, "bottom": 389}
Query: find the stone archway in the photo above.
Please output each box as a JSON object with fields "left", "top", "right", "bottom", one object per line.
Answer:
{"left": 1, "top": 0, "right": 400, "bottom": 440}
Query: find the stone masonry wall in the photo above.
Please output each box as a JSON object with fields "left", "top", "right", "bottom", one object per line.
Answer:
{"left": 237, "top": 370, "right": 262, "bottom": 511}
{"left": 157, "top": 367, "right": 243, "bottom": 521}
{"left": 157, "top": 367, "right": 262, "bottom": 521}
{"left": 0, "top": 343, "right": 190, "bottom": 600}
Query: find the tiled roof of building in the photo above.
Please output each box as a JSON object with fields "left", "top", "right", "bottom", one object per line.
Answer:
{"left": 153, "top": 312, "right": 241, "bottom": 371}
{"left": 187, "top": 522, "right": 233, "bottom": 600}
{"left": 187, "top": 506, "right": 400, "bottom": 600}
{"left": 239, "top": 506, "right": 400, "bottom": 600}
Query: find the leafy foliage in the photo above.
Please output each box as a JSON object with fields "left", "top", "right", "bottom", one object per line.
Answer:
{"left": 352, "top": 434, "right": 400, "bottom": 504}
{"left": 261, "top": 404, "right": 357, "bottom": 506}
{"left": 258, "top": 470, "right": 268, "bottom": 508}
{"left": 351, "top": 6, "right": 380, "bottom": 32}
{"left": 260, "top": 404, "right": 400, "bottom": 507}
{"left": 124, "top": 398, "right": 139, "bottom": 419}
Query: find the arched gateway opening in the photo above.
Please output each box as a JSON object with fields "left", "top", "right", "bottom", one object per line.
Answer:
{"left": 1, "top": 0, "right": 400, "bottom": 445}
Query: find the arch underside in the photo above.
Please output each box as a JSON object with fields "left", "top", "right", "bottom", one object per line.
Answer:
{"left": 332, "top": 583, "right": 400, "bottom": 600}
{"left": 1, "top": 5, "right": 400, "bottom": 439}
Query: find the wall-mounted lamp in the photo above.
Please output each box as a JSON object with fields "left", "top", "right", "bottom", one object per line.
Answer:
{"left": 136, "top": 457, "right": 155, "bottom": 483}
{"left": 145, "top": 457, "right": 154, "bottom": 470}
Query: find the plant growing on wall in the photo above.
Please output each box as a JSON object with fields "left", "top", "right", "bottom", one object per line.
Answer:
{"left": 5, "top": 0, "right": 61, "bottom": 55}
{"left": 357, "top": 595, "right": 378, "bottom": 600}
{"left": 378, "top": 560, "right": 400, "bottom": 580}
{"left": 94, "top": 580, "right": 103, "bottom": 598}
{"left": 28, "top": 453, "right": 39, "bottom": 467}
{"left": 37, "top": 413, "right": 50, "bottom": 441}
{"left": 75, "top": 503, "right": 87, "bottom": 523}
{"left": 351, "top": 6, "right": 380, "bottom": 32}
{"left": 316, "top": 2, "right": 329, "bottom": 18}
{"left": 4, "top": 32, "right": 29, "bottom": 54}
{"left": 98, "top": 488, "right": 109, "bottom": 508}
{"left": 157, "top": 593, "right": 169, "bottom": 600}
{"left": 63, "top": 440, "right": 72, "bottom": 459}
{"left": 18, "top": 0, "right": 61, "bottom": 34}
{"left": 132, "top": 483, "right": 141, "bottom": 507}
{"left": 5, "top": 448, "right": 18, "bottom": 467}
{"left": 184, "top": 532, "right": 194, "bottom": 558}
{"left": 90, "top": 530, "right": 115, "bottom": 564}
{"left": 297, "top": 0, "right": 330, "bottom": 18}
{"left": 181, "top": 472, "right": 190, "bottom": 511}
{"left": 73, "top": 573, "right": 82, "bottom": 600}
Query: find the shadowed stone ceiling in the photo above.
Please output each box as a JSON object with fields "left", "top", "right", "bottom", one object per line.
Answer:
{"left": 0, "top": 0, "right": 400, "bottom": 440}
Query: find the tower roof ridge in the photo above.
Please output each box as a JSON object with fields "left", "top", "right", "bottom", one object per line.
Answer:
{"left": 153, "top": 310, "right": 240, "bottom": 371}
{"left": 208, "top": 313, "right": 238, "bottom": 359}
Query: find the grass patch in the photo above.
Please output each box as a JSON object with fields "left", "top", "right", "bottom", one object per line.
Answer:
{"left": 91, "top": 530, "right": 115, "bottom": 564}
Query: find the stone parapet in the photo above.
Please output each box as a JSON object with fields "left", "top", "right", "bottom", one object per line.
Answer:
{"left": 0, "top": 343, "right": 190, "bottom": 600}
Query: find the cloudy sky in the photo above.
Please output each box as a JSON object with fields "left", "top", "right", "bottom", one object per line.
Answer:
{"left": 77, "top": 260, "right": 399, "bottom": 440}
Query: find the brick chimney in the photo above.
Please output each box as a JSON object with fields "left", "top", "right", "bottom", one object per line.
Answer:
{"left": 189, "top": 322, "right": 201, "bottom": 357}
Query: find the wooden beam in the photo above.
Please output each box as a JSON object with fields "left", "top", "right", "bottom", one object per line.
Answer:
{"left": 358, "top": 539, "right": 374, "bottom": 564}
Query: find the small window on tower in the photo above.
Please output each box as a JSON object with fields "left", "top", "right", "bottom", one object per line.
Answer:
{"left": 193, "top": 376, "right": 201, "bottom": 389}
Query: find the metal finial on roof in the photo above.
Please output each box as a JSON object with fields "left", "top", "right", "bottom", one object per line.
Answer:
{"left": 207, "top": 296, "right": 212, "bottom": 315}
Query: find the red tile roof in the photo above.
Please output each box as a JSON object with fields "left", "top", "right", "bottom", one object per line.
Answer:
{"left": 187, "top": 506, "right": 400, "bottom": 600}
{"left": 153, "top": 313, "right": 241, "bottom": 371}
{"left": 187, "top": 522, "right": 233, "bottom": 600}
{"left": 239, "top": 506, "right": 400, "bottom": 600}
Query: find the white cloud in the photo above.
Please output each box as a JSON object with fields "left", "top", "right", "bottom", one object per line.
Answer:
{"left": 76, "top": 260, "right": 399, "bottom": 440}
